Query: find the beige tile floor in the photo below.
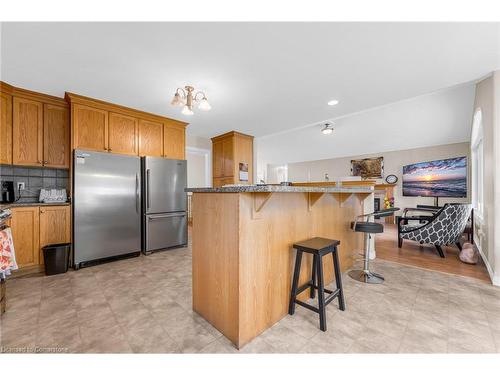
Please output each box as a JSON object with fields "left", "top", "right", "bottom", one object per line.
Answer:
{"left": 1, "top": 245, "right": 500, "bottom": 354}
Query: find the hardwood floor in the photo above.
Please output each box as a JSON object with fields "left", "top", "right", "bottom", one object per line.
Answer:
{"left": 375, "top": 223, "right": 491, "bottom": 283}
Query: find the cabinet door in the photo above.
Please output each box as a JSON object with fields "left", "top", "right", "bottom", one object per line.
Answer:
{"left": 39, "top": 205, "right": 71, "bottom": 265}
{"left": 108, "top": 112, "right": 138, "bottom": 155}
{"left": 212, "top": 141, "right": 224, "bottom": 178}
{"left": 10, "top": 206, "right": 40, "bottom": 268}
{"left": 12, "top": 97, "right": 43, "bottom": 166}
{"left": 0, "top": 92, "right": 12, "bottom": 164}
{"left": 222, "top": 138, "right": 234, "bottom": 177}
{"left": 163, "top": 123, "right": 185, "bottom": 160}
{"left": 213, "top": 177, "right": 234, "bottom": 188}
{"left": 72, "top": 104, "right": 108, "bottom": 152}
{"left": 138, "top": 119, "right": 163, "bottom": 157}
{"left": 43, "top": 104, "right": 70, "bottom": 168}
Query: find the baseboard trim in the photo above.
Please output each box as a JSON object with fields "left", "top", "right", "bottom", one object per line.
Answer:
{"left": 474, "top": 241, "right": 499, "bottom": 286}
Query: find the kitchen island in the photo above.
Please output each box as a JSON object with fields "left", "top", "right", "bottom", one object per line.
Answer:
{"left": 186, "top": 185, "right": 374, "bottom": 349}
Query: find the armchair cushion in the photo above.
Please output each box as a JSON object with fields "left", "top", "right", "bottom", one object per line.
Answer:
{"left": 399, "top": 203, "right": 472, "bottom": 246}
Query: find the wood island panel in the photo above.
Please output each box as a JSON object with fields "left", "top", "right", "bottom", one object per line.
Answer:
{"left": 191, "top": 191, "right": 367, "bottom": 349}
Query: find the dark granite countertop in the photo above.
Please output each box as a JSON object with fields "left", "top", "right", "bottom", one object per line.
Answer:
{"left": 185, "top": 185, "right": 373, "bottom": 194}
{"left": 0, "top": 202, "right": 71, "bottom": 210}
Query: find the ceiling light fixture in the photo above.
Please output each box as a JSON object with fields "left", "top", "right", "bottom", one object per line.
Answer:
{"left": 321, "top": 123, "right": 334, "bottom": 135}
{"left": 327, "top": 99, "right": 339, "bottom": 106}
{"left": 171, "top": 85, "right": 211, "bottom": 115}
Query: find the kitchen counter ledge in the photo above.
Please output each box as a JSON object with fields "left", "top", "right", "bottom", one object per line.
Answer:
{"left": 0, "top": 202, "right": 71, "bottom": 209}
{"left": 185, "top": 185, "right": 373, "bottom": 194}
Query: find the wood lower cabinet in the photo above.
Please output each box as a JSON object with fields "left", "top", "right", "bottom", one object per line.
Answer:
{"left": 139, "top": 119, "right": 163, "bottom": 157}
{"left": 12, "top": 97, "right": 43, "bottom": 166}
{"left": 72, "top": 104, "right": 108, "bottom": 152}
{"left": 43, "top": 104, "right": 70, "bottom": 168}
{"left": 108, "top": 112, "right": 138, "bottom": 155}
{"left": 0, "top": 92, "right": 12, "bottom": 164}
{"left": 39, "top": 205, "right": 71, "bottom": 265}
{"left": 10, "top": 206, "right": 40, "bottom": 268}
{"left": 10, "top": 205, "right": 71, "bottom": 271}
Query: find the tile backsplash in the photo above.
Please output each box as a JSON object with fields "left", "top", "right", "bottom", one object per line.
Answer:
{"left": 0, "top": 164, "right": 69, "bottom": 203}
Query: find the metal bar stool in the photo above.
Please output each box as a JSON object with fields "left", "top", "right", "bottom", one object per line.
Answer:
{"left": 348, "top": 207, "right": 399, "bottom": 284}
{"left": 288, "top": 237, "right": 345, "bottom": 332}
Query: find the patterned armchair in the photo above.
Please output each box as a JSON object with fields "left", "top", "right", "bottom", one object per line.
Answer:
{"left": 397, "top": 203, "right": 472, "bottom": 258}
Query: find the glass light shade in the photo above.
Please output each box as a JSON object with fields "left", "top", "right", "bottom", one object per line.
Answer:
{"left": 321, "top": 126, "right": 333, "bottom": 135}
{"left": 198, "top": 98, "right": 211, "bottom": 111}
{"left": 171, "top": 93, "right": 185, "bottom": 107}
{"left": 327, "top": 99, "right": 339, "bottom": 106}
{"left": 181, "top": 105, "right": 194, "bottom": 115}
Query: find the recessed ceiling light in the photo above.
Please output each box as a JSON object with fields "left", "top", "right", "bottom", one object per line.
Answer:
{"left": 327, "top": 99, "right": 339, "bottom": 106}
{"left": 321, "top": 123, "right": 334, "bottom": 135}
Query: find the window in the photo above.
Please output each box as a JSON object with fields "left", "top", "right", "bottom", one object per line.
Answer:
{"left": 471, "top": 109, "right": 484, "bottom": 217}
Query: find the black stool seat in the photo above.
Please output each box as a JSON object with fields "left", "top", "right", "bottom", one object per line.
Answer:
{"left": 293, "top": 237, "right": 340, "bottom": 255}
{"left": 350, "top": 221, "right": 384, "bottom": 233}
{"left": 289, "top": 237, "right": 345, "bottom": 332}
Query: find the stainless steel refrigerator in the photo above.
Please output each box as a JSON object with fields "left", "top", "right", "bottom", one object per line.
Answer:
{"left": 73, "top": 150, "right": 141, "bottom": 269}
{"left": 142, "top": 157, "right": 187, "bottom": 254}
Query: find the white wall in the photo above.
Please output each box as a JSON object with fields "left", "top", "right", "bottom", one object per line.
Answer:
{"left": 285, "top": 142, "right": 470, "bottom": 208}
{"left": 187, "top": 152, "right": 208, "bottom": 188}
{"left": 473, "top": 75, "right": 495, "bottom": 282}
{"left": 186, "top": 134, "right": 212, "bottom": 188}
{"left": 256, "top": 84, "right": 475, "bottom": 180}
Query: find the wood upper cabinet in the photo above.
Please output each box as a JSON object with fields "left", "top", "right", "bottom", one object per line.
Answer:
{"left": 39, "top": 205, "right": 71, "bottom": 265}
{"left": 0, "top": 92, "right": 12, "bottom": 164}
{"left": 12, "top": 97, "right": 43, "bottom": 166}
{"left": 67, "top": 93, "right": 187, "bottom": 158}
{"left": 108, "top": 112, "right": 138, "bottom": 155}
{"left": 10, "top": 206, "right": 40, "bottom": 268}
{"left": 139, "top": 119, "right": 163, "bottom": 157}
{"left": 72, "top": 104, "right": 108, "bottom": 152}
{"left": 163, "top": 122, "right": 186, "bottom": 160}
{"left": 212, "top": 141, "right": 224, "bottom": 178}
{"left": 212, "top": 137, "right": 233, "bottom": 179}
{"left": 222, "top": 138, "right": 234, "bottom": 177}
{"left": 212, "top": 131, "right": 253, "bottom": 186}
{"left": 43, "top": 104, "right": 70, "bottom": 168}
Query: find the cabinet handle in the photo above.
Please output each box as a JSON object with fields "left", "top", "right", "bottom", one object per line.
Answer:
{"left": 40, "top": 210, "right": 45, "bottom": 213}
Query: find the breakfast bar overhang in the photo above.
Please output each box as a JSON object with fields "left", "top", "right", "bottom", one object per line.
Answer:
{"left": 186, "top": 185, "right": 374, "bottom": 349}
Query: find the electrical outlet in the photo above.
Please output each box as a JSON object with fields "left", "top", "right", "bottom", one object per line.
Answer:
{"left": 17, "top": 182, "right": 25, "bottom": 191}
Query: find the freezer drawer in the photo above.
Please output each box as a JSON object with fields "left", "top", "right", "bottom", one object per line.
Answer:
{"left": 145, "top": 212, "right": 187, "bottom": 252}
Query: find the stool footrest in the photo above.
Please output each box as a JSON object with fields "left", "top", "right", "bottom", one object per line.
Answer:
{"left": 294, "top": 299, "right": 320, "bottom": 314}
{"left": 325, "top": 289, "right": 341, "bottom": 306}
{"left": 297, "top": 282, "right": 335, "bottom": 295}
{"left": 296, "top": 282, "right": 313, "bottom": 295}
{"left": 292, "top": 288, "right": 341, "bottom": 313}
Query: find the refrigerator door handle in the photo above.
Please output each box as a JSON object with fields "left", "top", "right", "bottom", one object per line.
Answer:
{"left": 148, "top": 212, "right": 186, "bottom": 220}
{"left": 146, "top": 169, "right": 151, "bottom": 209}
{"left": 135, "top": 173, "right": 140, "bottom": 213}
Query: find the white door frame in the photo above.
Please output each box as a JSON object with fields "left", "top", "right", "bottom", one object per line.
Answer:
{"left": 186, "top": 146, "right": 211, "bottom": 187}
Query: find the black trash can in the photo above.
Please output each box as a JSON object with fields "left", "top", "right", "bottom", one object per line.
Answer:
{"left": 42, "top": 243, "right": 70, "bottom": 276}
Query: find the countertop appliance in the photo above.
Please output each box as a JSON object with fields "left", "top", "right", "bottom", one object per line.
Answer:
{"left": 142, "top": 157, "right": 187, "bottom": 254}
{"left": 73, "top": 150, "right": 141, "bottom": 269}
{"left": 1, "top": 181, "right": 15, "bottom": 203}
{"left": 39, "top": 188, "right": 67, "bottom": 203}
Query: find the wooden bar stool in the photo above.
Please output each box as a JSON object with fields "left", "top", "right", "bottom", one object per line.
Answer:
{"left": 288, "top": 237, "right": 345, "bottom": 332}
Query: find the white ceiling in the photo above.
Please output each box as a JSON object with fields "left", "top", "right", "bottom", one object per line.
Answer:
{"left": 256, "top": 82, "right": 476, "bottom": 168}
{"left": 1, "top": 22, "right": 499, "bottom": 139}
